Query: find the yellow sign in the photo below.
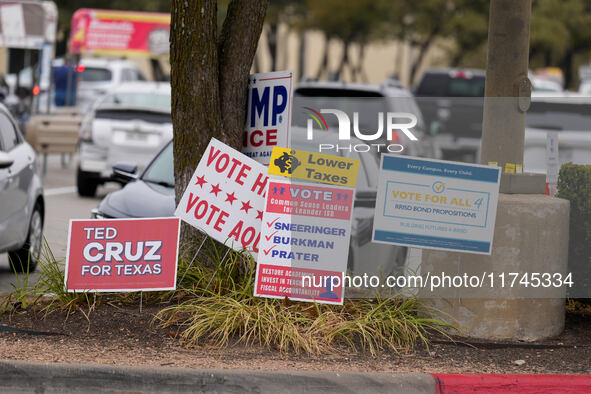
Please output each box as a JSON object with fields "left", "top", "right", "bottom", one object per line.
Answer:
{"left": 268, "top": 147, "right": 360, "bottom": 188}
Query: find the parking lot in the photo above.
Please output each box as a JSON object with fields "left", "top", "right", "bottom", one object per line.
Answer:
{"left": 0, "top": 154, "right": 117, "bottom": 294}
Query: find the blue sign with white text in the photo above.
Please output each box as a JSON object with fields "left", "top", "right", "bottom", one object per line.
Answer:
{"left": 372, "top": 155, "right": 501, "bottom": 255}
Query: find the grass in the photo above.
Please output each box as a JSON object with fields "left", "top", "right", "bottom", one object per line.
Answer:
{"left": 2, "top": 239, "right": 100, "bottom": 318}
{"left": 3, "top": 235, "right": 453, "bottom": 355}
{"left": 155, "top": 239, "right": 453, "bottom": 355}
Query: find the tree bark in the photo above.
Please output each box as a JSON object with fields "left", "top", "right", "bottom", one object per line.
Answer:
{"left": 171, "top": 0, "right": 269, "bottom": 244}
{"left": 219, "top": 0, "right": 269, "bottom": 147}
{"left": 170, "top": 0, "right": 221, "bottom": 209}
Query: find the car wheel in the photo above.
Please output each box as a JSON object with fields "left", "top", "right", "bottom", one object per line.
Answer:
{"left": 77, "top": 167, "right": 98, "bottom": 197}
{"left": 8, "top": 203, "right": 43, "bottom": 273}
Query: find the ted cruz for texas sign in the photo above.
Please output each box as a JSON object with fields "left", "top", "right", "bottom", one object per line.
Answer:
{"left": 65, "top": 217, "right": 180, "bottom": 292}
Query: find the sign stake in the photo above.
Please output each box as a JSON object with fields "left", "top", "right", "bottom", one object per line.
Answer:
{"left": 201, "top": 248, "right": 231, "bottom": 297}
{"left": 169, "top": 236, "right": 207, "bottom": 302}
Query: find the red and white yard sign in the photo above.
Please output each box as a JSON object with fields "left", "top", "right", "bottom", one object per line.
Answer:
{"left": 254, "top": 180, "right": 355, "bottom": 305}
{"left": 175, "top": 138, "right": 269, "bottom": 255}
{"left": 243, "top": 70, "right": 293, "bottom": 165}
{"left": 65, "top": 217, "right": 180, "bottom": 292}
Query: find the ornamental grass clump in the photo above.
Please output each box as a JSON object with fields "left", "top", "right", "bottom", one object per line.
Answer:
{"left": 156, "top": 240, "right": 452, "bottom": 355}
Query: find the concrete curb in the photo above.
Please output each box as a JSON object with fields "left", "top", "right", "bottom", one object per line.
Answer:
{"left": 0, "top": 360, "right": 436, "bottom": 393}
{"left": 2, "top": 359, "right": 590, "bottom": 393}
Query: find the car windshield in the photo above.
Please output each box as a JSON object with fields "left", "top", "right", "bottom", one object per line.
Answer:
{"left": 526, "top": 101, "right": 591, "bottom": 131}
{"left": 416, "top": 73, "right": 485, "bottom": 97}
{"left": 80, "top": 67, "right": 112, "bottom": 82}
{"left": 293, "top": 89, "right": 388, "bottom": 131}
{"left": 100, "top": 92, "right": 171, "bottom": 111}
{"left": 142, "top": 142, "right": 174, "bottom": 187}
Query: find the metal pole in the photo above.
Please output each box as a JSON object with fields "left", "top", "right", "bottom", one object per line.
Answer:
{"left": 480, "top": 0, "right": 532, "bottom": 169}
{"left": 65, "top": 54, "right": 73, "bottom": 107}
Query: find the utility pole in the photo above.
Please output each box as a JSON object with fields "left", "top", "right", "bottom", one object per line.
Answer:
{"left": 420, "top": 0, "right": 570, "bottom": 341}
{"left": 480, "top": 0, "right": 532, "bottom": 172}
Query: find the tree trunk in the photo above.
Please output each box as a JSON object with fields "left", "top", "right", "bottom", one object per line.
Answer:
{"left": 218, "top": 0, "right": 269, "bottom": 146}
{"left": 354, "top": 41, "right": 367, "bottom": 83}
{"left": 409, "top": 32, "right": 438, "bottom": 85}
{"left": 336, "top": 40, "right": 350, "bottom": 81}
{"left": 297, "top": 31, "right": 306, "bottom": 81}
{"left": 171, "top": 0, "right": 269, "bottom": 244}
{"left": 561, "top": 50, "right": 573, "bottom": 89}
{"left": 170, "top": 0, "right": 221, "bottom": 209}
{"left": 265, "top": 22, "right": 278, "bottom": 72}
{"left": 450, "top": 51, "right": 463, "bottom": 68}
{"left": 316, "top": 36, "right": 330, "bottom": 80}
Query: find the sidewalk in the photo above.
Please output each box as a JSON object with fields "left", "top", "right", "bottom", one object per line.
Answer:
{"left": 0, "top": 359, "right": 590, "bottom": 393}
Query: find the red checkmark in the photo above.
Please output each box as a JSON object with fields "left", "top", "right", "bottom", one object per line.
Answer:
{"left": 266, "top": 217, "right": 280, "bottom": 228}
{"left": 263, "top": 245, "right": 277, "bottom": 256}
{"left": 265, "top": 230, "right": 278, "bottom": 241}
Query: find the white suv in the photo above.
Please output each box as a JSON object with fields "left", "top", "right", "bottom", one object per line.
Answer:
{"left": 293, "top": 80, "right": 430, "bottom": 157}
{"left": 77, "top": 82, "right": 172, "bottom": 197}
{"left": 76, "top": 58, "right": 146, "bottom": 113}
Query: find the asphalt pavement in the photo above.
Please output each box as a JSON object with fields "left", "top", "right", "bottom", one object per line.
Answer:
{"left": 0, "top": 154, "right": 118, "bottom": 294}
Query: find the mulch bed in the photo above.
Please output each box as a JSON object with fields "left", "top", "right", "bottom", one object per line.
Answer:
{"left": 0, "top": 300, "right": 589, "bottom": 374}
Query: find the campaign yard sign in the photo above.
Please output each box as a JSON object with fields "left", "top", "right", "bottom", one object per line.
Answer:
{"left": 254, "top": 180, "right": 354, "bottom": 305}
{"left": 372, "top": 155, "right": 501, "bottom": 255}
{"left": 65, "top": 218, "right": 180, "bottom": 292}
{"left": 175, "top": 138, "right": 269, "bottom": 255}
{"left": 243, "top": 71, "right": 293, "bottom": 165}
{"left": 268, "top": 147, "right": 360, "bottom": 188}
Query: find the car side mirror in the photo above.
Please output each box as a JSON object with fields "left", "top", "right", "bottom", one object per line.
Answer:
{"left": 112, "top": 162, "right": 138, "bottom": 184}
{"left": 0, "top": 151, "right": 13, "bottom": 169}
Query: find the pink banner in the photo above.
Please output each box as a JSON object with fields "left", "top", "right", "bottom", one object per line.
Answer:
{"left": 69, "top": 8, "right": 170, "bottom": 57}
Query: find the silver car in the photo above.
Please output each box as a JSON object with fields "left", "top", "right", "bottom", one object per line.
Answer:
{"left": 0, "top": 104, "right": 44, "bottom": 272}
{"left": 77, "top": 82, "right": 172, "bottom": 197}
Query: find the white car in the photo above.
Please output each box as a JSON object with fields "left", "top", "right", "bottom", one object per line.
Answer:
{"left": 0, "top": 104, "right": 44, "bottom": 272}
{"left": 76, "top": 58, "right": 147, "bottom": 113}
{"left": 524, "top": 93, "right": 591, "bottom": 174}
{"left": 77, "top": 82, "right": 172, "bottom": 197}
{"left": 293, "top": 80, "right": 430, "bottom": 158}
{"left": 579, "top": 80, "right": 591, "bottom": 95}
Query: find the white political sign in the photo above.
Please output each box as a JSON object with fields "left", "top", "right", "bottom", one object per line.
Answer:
{"left": 243, "top": 71, "right": 294, "bottom": 165}
{"left": 175, "top": 138, "right": 269, "bottom": 256}
{"left": 372, "top": 155, "right": 501, "bottom": 255}
{"left": 254, "top": 179, "right": 355, "bottom": 305}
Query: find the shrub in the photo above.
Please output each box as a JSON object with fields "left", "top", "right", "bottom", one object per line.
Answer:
{"left": 557, "top": 163, "right": 591, "bottom": 297}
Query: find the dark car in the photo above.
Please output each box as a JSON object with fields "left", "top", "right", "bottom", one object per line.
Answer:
{"left": 91, "top": 140, "right": 175, "bottom": 219}
{"left": 414, "top": 68, "right": 486, "bottom": 162}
